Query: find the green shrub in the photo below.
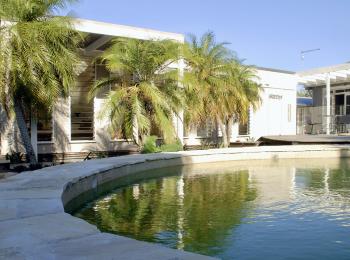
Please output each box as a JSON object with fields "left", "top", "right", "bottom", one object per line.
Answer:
{"left": 5, "top": 151, "right": 25, "bottom": 164}
{"left": 141, "top": 136, "right": 184, "bottom": 154}
{"left": 160, "top": 139, "right": 183, "bottom": 152}
{"left": 141, "top": 136, "right": 160, "bottom": 154}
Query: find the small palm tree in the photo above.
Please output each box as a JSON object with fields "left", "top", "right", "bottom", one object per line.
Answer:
{"left": 183, "top": 32, "right": 261, "bottom": 147}
{"left": 0, "top": 0, "right": 82, "bottom": 166}
{"left": 222, "top": 61, "right": 261, "bottom": 145}
{"left": 90, "top": 38, "right": 183, "bottom": 146}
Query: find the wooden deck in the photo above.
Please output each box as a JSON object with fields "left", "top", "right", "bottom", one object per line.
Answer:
{"left": 259, "top": 135, "right": 350, "bottom": 145}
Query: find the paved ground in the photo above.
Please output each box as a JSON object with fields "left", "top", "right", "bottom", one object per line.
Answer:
{"left": 2, "top": 145, "right": 350, "bottom": 259}
{"left": 0, "top": 171, "right": 16, "bottom": 181}
{"left": 260, "top": 135, "right": 350, "bottom": 144}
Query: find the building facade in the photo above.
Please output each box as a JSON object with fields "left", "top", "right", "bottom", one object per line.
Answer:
{"left": 184, "top": 67, "right": 298, "bottom": 146}
{"left": 0, "top": 19, "right": 299, "bottom": 160}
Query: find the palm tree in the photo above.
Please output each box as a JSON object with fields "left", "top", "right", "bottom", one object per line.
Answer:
{"left": 182, "top": 32, "right": 261, "bottom": 147}
{"left": 220, "top": 61, "right": 261, "bottom": 146}
{"left": 0, "top": 0, "right": 82, "bottom": 166}
{"left": 90, "top": 38, "right": 183, "bottom": 146}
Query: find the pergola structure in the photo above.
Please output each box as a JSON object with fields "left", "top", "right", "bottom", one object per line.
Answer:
{"left": 298, "top": 63, "right": 350, "bottom": 134}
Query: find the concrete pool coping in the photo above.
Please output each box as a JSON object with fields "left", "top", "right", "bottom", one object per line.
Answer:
{"left": 1, "top": 144, "right": 350, "bottom": 259}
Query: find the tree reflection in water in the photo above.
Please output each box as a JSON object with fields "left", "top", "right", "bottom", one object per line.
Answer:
{"left": 76, "top": 167, "right": 257, "bottom": 256}
{"left": 75, "top": 159, "right": 350, "bottom": 259}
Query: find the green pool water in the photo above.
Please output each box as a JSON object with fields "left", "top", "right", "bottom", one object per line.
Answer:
{"left": 74, "top": 159, "right": 350, "bottom": 259}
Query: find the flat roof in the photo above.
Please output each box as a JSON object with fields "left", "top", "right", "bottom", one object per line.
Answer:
{"left": 73, "top": 18, "right": 185, "bottom": 43}
{"left": 255, "top": 66, "right": 296, "bottom": 75}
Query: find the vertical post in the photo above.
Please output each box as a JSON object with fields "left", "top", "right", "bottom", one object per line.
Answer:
{"left": 174, "top": 111, "right": 184, "bottom": 143}
{"left": 326, "top": 73, "right": 331, "bottom": 135}
{"left": 53, "top": 97, "right": 71, "bottom": 154}
{"left": 31, "top": 112, "right": 38, "bottom": 160}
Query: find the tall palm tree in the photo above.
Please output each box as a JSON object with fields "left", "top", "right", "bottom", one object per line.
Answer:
{"left": 0, "top": 0, "right": 82, "bottom": 166}
{"left": 182, "top": 32, "right": 261, "bottom": 147}
{"left": 90, "top": 38, "right": 183, "bottom": 146}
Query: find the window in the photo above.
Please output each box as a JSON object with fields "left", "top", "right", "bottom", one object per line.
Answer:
{"left": 335, "top": 94, "right": 345, "bottom": 115}
{"left": 70, "top": 59, "right": 94, "bottom": 141}
{"left": 197, "top": 120, "right": 215, "bottom": 137}
{"left": 37, "top": 112, "right": 53, "bottom": 142}
{"left": 23, "top": 108, "right": 53, "bottom": 142}
{"left": 346, "top": 95, "right": 350, "bottom": 115}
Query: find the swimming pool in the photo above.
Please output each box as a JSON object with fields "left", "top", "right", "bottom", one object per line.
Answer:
{"left": 75, "top": 158, "right": 350, "bottom": 259}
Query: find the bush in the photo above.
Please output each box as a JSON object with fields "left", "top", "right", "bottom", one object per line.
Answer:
{"left": 141, "top": 136, "right": 160, "bottom": 154}
{"left": 141, "top": 136, "right": 183, "bottom": 154}
{"left": 6, "top": 151, "right": 25, "bottom": 164}
{"left": 160, "top": 139, "right": 183, "bottom": 152}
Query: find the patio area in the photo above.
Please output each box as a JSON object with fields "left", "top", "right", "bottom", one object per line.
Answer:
{"left": 298, "top": 63, "right": 350, "bottom": 135}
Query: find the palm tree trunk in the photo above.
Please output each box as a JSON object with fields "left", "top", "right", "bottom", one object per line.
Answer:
{"left": 14, "top": 99, "right": 38, "bottom": 166}
{"left": 217, "top": 117, "right": 228, "bottom": 148}
{"left": 132, "top": 115, "right": 140, "bottom": 146}
{"left": 225, "top": 116, "right": 234, "bottom": 147}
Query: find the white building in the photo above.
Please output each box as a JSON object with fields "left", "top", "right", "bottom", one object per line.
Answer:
{"left": 0, "top": 19, "right": 299, "bottom": 161}
{"left": 184, "top": 67, "right": 298, "bottom": 146}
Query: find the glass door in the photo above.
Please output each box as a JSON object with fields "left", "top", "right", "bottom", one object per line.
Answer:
{"left": 346, "top": 95, "right": 350, "bottom": 115}
{"left": 335, "top": 94, "right": 345, "bottom": 115}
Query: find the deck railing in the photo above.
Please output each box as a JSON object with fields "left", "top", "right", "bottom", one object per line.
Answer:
{"left": 297, "top": 105, "right": 350, "bottom": 135}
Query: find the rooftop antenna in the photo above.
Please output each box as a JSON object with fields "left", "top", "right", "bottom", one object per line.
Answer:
{"left": 301, "top": 48, "right": 321, "bottom": 60}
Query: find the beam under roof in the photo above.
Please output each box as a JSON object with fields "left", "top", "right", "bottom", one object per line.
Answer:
{"left": 298, "top": 64, "right": 350, "bottom": 87}
{"left": 85, "top": 35, "right": 113, "bottom": 52}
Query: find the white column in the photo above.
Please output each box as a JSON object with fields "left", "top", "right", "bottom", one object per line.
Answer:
{"left": 53, "top": 97, "right": 71, "bottom": 153}
{"left": 173, "top": 111, "right": 184, "bottom": 143}
{"left": 326, "top": 73, "right": 331, "bottom": 135}
{"left": 94, "top": 98, "right": 111, "bottom": 150}
{"left": 30, "top": 113, "right": 38, "bottom": 160}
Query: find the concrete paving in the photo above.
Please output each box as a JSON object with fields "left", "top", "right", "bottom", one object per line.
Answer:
{"left": 0, "top": 172, "right": 16, "bottom": 180}
{"left": 260, "top": 134, "right": 350, "bottom": 144}
{"left": 1, "top": 145, "right": 350, "bottom": 259}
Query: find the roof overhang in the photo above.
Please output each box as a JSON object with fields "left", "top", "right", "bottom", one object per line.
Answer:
{"left": 297, "top": 63, "right": 350, "bottom": 87}
{"left": 74, "top": 18, "right": 185, "bottom": 55}
{"left": 1, "top": 18, "right": 185, "bottom": 55}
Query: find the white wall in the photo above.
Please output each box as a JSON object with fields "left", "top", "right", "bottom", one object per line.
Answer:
{"left": 185, "top": 69, "right": 298, "bottom": 146}
{"left": 249, "top": 69, "right": 297, "bottom": 139}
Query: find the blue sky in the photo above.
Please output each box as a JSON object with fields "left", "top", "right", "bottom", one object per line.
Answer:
{"left": 60, "top": 0, "right": 350, "bottom": 72}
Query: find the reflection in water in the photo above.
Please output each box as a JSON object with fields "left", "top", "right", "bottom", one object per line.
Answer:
{"left": 75, "top": 159, "right": 350, "bottom": 259}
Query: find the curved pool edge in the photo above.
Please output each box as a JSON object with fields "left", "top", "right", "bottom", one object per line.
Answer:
{"left": 1, "top": 145, "right": 350, "bottom": 259}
